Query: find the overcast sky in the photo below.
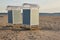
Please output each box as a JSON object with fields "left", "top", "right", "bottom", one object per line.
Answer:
{"left": 0, "top": 0, "right": 60, "bottom": 13}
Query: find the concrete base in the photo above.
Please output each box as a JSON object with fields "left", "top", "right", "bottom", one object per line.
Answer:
{"left": 21, "top": 25, "right": 39, "bottom": 30}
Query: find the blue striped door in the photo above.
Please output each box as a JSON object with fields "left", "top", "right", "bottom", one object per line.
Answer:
{"left": 23, "top": 9, "right": 30, "bottom": 25}
{"left": 8, "top": 10, "right": 13, "bottom": 23}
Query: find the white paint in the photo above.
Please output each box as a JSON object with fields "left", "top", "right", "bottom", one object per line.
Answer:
{"left": 30, "top": 8, "right": 39, "bottom": 25}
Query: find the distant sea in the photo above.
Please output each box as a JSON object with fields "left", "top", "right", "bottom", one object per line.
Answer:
{"left": 0, "top": 13, "right": 60, "bottom": 16}
{"left": 40, "top": 13, "right": 60, "bottom": 16}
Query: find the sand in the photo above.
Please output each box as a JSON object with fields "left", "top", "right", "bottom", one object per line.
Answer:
{"left": 0, "top": 30, "right": 60, "bottom": 40}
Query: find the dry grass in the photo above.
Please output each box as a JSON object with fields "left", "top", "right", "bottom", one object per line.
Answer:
{"left": 40, "top": 16, "right": 60, "bottom": 30}
{"left": 0, "top": 16, "right": 60, "bottom": 40}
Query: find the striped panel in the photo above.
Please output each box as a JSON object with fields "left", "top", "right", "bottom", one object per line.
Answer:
{"left": 30, "top": 8, "right": 39, "bottom": 25}
{"left": 13, "top": 10, "right": 22, "bottom": 24}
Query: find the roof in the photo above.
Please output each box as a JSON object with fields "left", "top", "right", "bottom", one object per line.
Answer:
{"left": 7, "top": 6, "right": 22, "bottom": 8}
{"left": 7, "top": 6, "right": 22, "bottom": 10}
{"left": 23, "top": 3, "right": 39, "bottom": 8}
